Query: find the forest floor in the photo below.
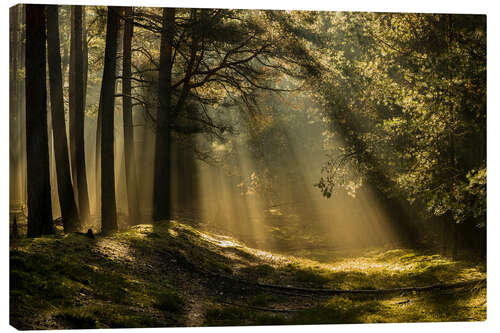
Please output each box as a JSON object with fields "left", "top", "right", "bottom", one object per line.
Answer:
{"left": 10, "top": 220, "right": 486, "bottom": 329}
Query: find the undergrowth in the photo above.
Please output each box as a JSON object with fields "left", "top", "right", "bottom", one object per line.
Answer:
{"left": 10, "top": 220, "right": 486, "bottom": 329}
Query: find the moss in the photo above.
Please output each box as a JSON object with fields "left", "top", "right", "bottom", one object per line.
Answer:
{"left": 9, "top": 226, "right": 188, "bottom": 329}
{"left": 202, "top": 256, "right": 233, "bottom": 274}
{"left": 290, "top": 296, "right": 387, "bottom": 325}
{"left": 154, "top": 290, "right": 185, "bottom": 313}
{"left": 248, "top": 294, "right": 280, "bottom": 307}
{"left": 55, "top": 304, "right": 166, "bottom": 329}
{"left": 56, "top": 309, "right": 98, "bottom": 329}
{"left": 10, "top": 222, "right": 486, "bottom": 329}
{"left": 204, "top": 305, "right": 285, "bottom": 326}
{"left": 240, "top": 264, "right": 275, "bottom": 279}
{"left": 376, "top": 249, "right": 411, "bottom": 261}
{"left": 293, "top": 268, "right": 330, "bottom": 285}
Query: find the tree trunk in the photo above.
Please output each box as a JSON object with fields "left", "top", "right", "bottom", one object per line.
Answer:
{"left": 99, "top": 6, "right": 120, "bottom": 235}
{"left": 20, "top": 5, "right": 27, "bottom": 209}
{"left": 82, "top": 8, "right": 88, "bottom": 112}
{"left": 25, "top": 4, "right": 53, "bottom": 237}
{"left": 61, "top": 6, "right": 70, "bottom": 88}
{"left": 46, "top": 5, "right": 81, "bottom": 232}
{"left": 69, "top": 5, "right": 90, "bottom": 223}
{"left": 95, "top": 100, "right": 102, "bottom": 217}
{"left": 122, "top": 7, "right": 139, "bottom": 225}
{"left": 153, "top": 8, "right": 175, "bottom": 222}
{"left": 10, "top": 5, "right": 21, "bottom": 214}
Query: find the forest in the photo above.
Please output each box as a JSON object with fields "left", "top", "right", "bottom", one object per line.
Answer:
{"left": 9, "top": 4, "right": 486, "bottom": 329}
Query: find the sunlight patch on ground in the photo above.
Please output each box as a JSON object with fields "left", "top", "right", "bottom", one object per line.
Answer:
{"left": 95, "top": 238, "right": 135, "bottom": 263}
{"left": 168, "top": 229, "right": 179, "bottom": 238}
{"left": 167, "top": 222, "right": 485, "bottom": 287}
{"left": 243, "top": 247, "right": 295, "bottom": 265}
{"left": 200, "top": 233, "right": 243, "bottom": 248}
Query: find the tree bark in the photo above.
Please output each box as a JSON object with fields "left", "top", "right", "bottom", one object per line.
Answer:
{"left": 95, "top": 101, "right": 102, "bottom": 217}
{"left": 20, "top": 5, "right": 27, "bottom": 208}
{"left": 10, "top": 6, "right": 20, "bottom": 212}
{"left": 82, "top": 8, "right": 88, "bottom": 112}
{"left": 61, "top": 6, "right": 70, "bottom": 88}
{"left": 46, "top": 5, "right": 81, "bottom": 232}
{"left": 25, "top": 4, "right": 53, "bottom": 237}
{"left": 122, "top": 7, "right": 139, "bottom": 225}
{"left": 69, "top": 5, "right": 90, "bottom": 223}
{"left": 153, "top": 8, "right": 176, "bottom": 222}
{"left": 99, "top": 6, "right": 120, "bottom": 235}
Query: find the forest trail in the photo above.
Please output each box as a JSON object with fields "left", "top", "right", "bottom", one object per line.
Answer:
{"left": 10, "top": 220, "right": 486, "bottom": 329}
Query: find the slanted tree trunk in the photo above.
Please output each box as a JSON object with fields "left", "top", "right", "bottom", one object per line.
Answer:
{"left": 153, "top": 8, "right": 176, "bottom": 222}
{"left": 25, "top": 4, "right": 53, "bottom": 237}
{"left": 69, "top": 7, "right": 78, "bottom": 201}
{"left": 46, "top": 5, "right": 81, "bottom": 232}
{"left": 69, "top": 5, "right": 90, "bottom": 223}
{"left": 99, "top": 6, "right": 120, "bottom": 235}
{"left": 122, "top": 7, "right": 139, "bottom": 225}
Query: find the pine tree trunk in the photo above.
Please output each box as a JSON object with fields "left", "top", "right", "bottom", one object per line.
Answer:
{"left": 69, "top": 5, "right": 90, "bottom": 223}
{"left": 61, "top": 6, "right": 70, "bottom": 88}
{"left": 82, "top": 8, "right": 88, "bottom": 112}
{"left": 10, "top": 5, "right": 20, "bottom": 212}
{"left": 46, "top": 5, "right": 81, "bottom": 232}
{"left": 153, "top": 8, "right": 175, "bottom": 222}
{"left": 20, "top": 5, "right": 27, "bottom": 208}
{"left": 99, "top": 6, "right": 120, "bottom": 235}
{"left": 25, "top": 4, "right": 54, "bottom": 237}
{"left": 122, "top": 7, "right": 139, "bottom": 225}
{"left": 95, "top": 101, "right": 102, "bottom": 218}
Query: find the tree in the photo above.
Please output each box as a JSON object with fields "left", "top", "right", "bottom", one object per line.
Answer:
{"left": 83, "top": 8, "right": 89, "bottom": 111}
{"left": 9, "top": 5, "right": 21, "bottom": 213}
{"left": 46, "top": 5, "right": 81, "bottom": 232}
{"left": 153, "top": 8, "right": 175, "bottom": 222}
{"left": 305, "top": 12, "right": 486, "bottom": 254}
{"left": 147, "top": 8, "right": 293, "bottom": 221}
{"left": 99, "top": 6, "right": 120, "bottom": 235}
{"left": 122, "top": 6, "right": 139, "bottom": 224}
{"left": 69, "top": 5, "right": 91, "bottom": 223}
{"left": 25, "top": 4, "right": 53, "bottom": 237}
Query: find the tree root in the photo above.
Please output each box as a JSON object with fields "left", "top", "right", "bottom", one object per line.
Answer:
{"left": 250, "top": 277, "right": 486, "bottom": 295}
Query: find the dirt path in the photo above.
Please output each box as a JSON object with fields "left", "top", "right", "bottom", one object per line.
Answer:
{"left": 183, "top": 278, "right": 208, "bottom": 326}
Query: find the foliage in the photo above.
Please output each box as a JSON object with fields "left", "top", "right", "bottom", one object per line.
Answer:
{"left": 297, "top": 13, "right": 487, "bottom": 227}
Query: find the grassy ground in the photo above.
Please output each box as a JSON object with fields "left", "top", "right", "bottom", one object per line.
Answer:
{"left": 10, "top": 221, "right": 486, "bottom": 329}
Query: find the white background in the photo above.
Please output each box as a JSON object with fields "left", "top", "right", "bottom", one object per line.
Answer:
{"left": 1, "top": 1, "right": 498, "bottom": 332}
